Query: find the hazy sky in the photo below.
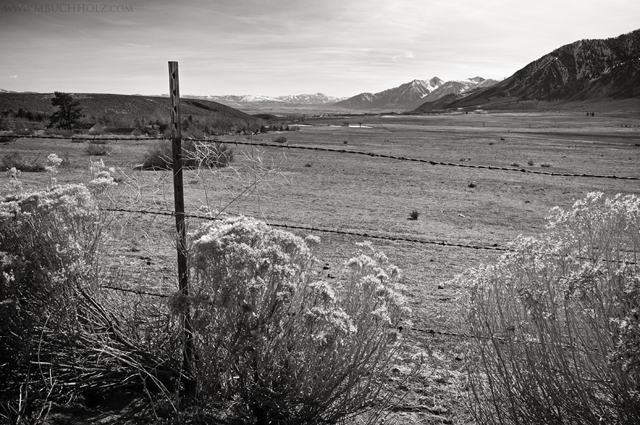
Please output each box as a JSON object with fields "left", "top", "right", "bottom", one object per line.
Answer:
{"left": 1, "top": 0, "right": 639, "bottom": 97}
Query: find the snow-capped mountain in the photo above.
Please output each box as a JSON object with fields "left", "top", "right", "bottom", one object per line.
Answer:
{"left": 332, "top": 76, "right": 499, "bottom": 111}
{"left": 333, "top": 77, "right": 444, "bottom": 110}
{"left": 419, "top": 77, "right": 499, "bottom": 103}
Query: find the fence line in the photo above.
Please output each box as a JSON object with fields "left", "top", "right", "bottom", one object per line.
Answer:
{"left": 10, "top": 134, "right": 640, "bottom": 181}
{"left": 104, "top": 208, "right": 640, "bottom": 264}
{"left": 102, "top": 207, "right": 509, "bottom": 251}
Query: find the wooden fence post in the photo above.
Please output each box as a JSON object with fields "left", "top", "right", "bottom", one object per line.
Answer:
{"left": 169, "top": 61, "right": 195, "bottom": 395}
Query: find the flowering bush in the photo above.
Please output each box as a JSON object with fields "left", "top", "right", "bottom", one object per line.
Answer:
{"left": 455, "top": 193, "right": 640, "bottom": 424}
{"left": 0, "top": 183, "right": 102, "bottom": 383}
{"left": 4, "top": 167, "right": 22, "bottom": 194}
{"left": 175, "top": 216, "right": 411, "bottom": 424}
{"left": 87, "top": 158, "right": 117, "bottom": 195}
{"left": 45, "top": 153, "right": 63, "bottom": 186}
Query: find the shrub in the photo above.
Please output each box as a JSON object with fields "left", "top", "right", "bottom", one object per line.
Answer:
{"left": 60, "top": 151, "right": 71, "bottom": 168}
{"left": 176, "top": 217, "right": 411, "bottom": 424}
{"left": 455, "top": 192, "right": 640, "bottom": 424}
{"left": 0, "top": 170, "right": 179, "bottom": 420}
{"left": 0, "top": 152, "right": 45, "bottom": 172}
{"left": 184, "top": 139, "right": 233, "bottom": 168}
{"left": 140, "top": 140, "right": 172, "bottom": 169}
{"left": 140, "top": 140, "right": 233, "bottom": 170}
{"left": 11, "top": 128, "right": 33, "bottom": 136}
{"left": 409, "top": 210, "right": 420, "bottom": 220}
{"left": 273, "top": 136, "right": 287, "bottom": 143}
{"left": 0, "top": 184, "right": 102, "bottom": 390}
{"left": 527, "top": 159, "right": 534, "bottom": 166}
{"left": 85, "top": 140, "right": 113, "bottom": 156}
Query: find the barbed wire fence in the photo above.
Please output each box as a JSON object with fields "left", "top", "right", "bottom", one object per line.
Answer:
{"left": 7, "top": 131, "right": 640, "bottom": 339}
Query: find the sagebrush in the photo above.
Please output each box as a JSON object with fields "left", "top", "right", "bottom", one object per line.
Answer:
{"left": 141, "top": 139, "right": 233, "bottom": 170}
{"left": 455, "top": 192, "right": 640, "bottom": 424}
{"left": 173, "top": 216, "right": 413, "bottom": 424}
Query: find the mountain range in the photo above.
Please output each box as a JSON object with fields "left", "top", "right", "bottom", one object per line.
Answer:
{"left": 334, "top": 77, "right": 500, "bottom": 110}
{"left": 182, "top": 93, "right": 346, "bottom": 109}
{"left": 187, "top": 76, "right": 499, "bottom": 112}
{"left": 333, "top": 77, "right": 445, "bottom": 110}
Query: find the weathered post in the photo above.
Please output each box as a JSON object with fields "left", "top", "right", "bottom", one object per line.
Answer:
{"left": 169, "top": 61, "right": 195, "bottom": 395}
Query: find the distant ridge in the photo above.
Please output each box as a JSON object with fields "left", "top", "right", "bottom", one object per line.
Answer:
{"left": 417, "top": 28, "right": 640, "bottom": 112}
{"left": 0, "top": 92, "right": 263, "bottom": 129}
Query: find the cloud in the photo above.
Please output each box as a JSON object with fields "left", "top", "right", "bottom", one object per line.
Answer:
{"left": 9, "top": 75, "right": 18, "bottom": 79}
{"left": 392, "top": 51, "right": 415, "bottom": 62}
{"left": 124, "top": 43, "right": 151, "bottom": 48}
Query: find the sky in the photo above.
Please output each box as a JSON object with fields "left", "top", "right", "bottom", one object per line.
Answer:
{"left": 0, "top": 0, "right": 639, "bottom": 98}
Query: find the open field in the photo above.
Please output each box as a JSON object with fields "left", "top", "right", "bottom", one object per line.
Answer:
{"left": 2, "top": 111, "right": 640, "bottom": 423}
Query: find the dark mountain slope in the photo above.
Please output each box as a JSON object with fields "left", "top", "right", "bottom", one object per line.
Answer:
{"left": 411, "top": 93, "right": 463, "bottom": 112}
{"left": 441, "top": 29, "right": 640, "bottom": 109}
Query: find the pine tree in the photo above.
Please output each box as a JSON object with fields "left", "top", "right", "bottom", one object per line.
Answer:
{"left": 49, "top": 92, "right": 83, "bottom": 130}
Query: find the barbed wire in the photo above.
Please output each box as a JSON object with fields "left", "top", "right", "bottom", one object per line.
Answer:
{"left": 100, "top": 285, "right": 169, "bottom": 298}
{"left": 408, "top": 326, "right": 470, "bottom": 338}
{"left": 99, "top": 206, "right": 637, "bottom": 342}
{"left": 99, "top": 283, "right": 473, "bottom": 338}
{"left": 102, "top": 207, "right": 509, "bottom": 251}
{"left": 10, "top": 134, "right": 640, "bottom": 180}
{"left": 192, "top": 138, "right": 640, "bottom": 181}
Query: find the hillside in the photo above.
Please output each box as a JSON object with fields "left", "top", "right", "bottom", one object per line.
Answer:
{"left": 411, "top": 93, "right": 464, "bottom": 112}
{"left": 0, "top": 92, "right": 263, "bottom": 131}
{"left": 431, "top": 28, "right": 640, "bottom": 111}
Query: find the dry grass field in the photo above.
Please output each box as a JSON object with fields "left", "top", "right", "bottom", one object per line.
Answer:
{"left": 2, "top": 111, "right": 640, "bottom": 424}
